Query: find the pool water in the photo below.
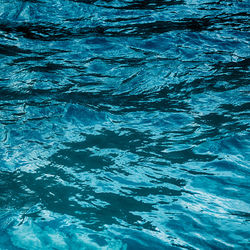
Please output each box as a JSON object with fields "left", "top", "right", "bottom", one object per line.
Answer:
{"left": 0, "top": 0, "right": 249, "bottom": 249}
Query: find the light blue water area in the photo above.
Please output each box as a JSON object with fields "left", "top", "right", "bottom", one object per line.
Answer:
{"left": 0, "top": 0, "right": 250, "bottom": 249}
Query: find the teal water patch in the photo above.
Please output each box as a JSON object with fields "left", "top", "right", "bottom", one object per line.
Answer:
{"left": 0, "top": 0, "right": 250, "bottom": 249}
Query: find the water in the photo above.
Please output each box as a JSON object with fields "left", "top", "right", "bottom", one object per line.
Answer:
{"left": 0, "top": 0, "right": 249, "bottom": 249}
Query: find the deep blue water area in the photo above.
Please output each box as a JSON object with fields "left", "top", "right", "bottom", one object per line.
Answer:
{"left": 0, "top": 0, "right": 250, "bottom": 249}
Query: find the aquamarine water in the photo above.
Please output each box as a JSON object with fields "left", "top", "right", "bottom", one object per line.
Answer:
{"left": 0, "top": 0, "right": 249, "bottom": 249}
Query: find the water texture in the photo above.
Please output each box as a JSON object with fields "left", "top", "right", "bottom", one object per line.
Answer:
{"left": 0, "top": 0, "right": 249, "bottom": 249}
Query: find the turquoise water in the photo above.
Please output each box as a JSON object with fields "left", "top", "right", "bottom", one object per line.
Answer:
{"left": 0, "top": 0, "right": 250, "bottom": 249}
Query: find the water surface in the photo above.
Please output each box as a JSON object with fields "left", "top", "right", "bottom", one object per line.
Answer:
{"left": 0, "top": 0, "right": 250, "bottom": 249}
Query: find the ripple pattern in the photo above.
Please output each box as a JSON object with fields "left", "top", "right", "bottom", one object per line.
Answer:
{"left": 0, "top": 0, "right": 250, "bottom": 249}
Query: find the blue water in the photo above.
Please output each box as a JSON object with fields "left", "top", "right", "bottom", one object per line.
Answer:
{"left": 0, "top": 0, "right": 250, "bottom": 249}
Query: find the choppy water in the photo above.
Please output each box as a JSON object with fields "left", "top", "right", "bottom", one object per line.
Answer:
{"left": 0, "top": 0, "right": 250, "bottom": 249}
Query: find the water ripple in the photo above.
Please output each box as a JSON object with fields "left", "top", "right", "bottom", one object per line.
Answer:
{"left": 0, "top": 0, "right": 250, "bottom": 249}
